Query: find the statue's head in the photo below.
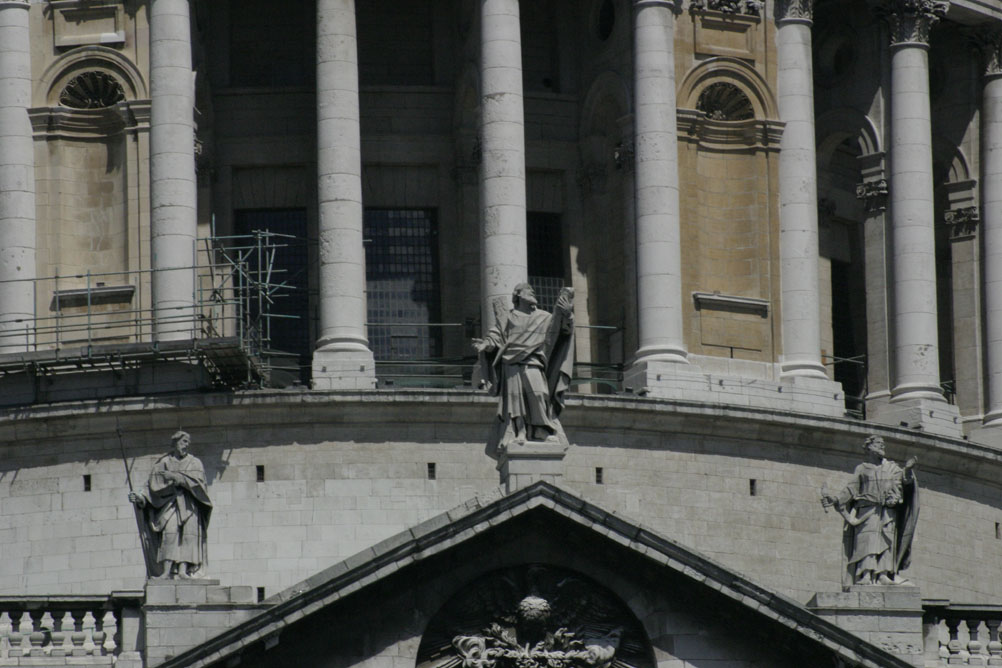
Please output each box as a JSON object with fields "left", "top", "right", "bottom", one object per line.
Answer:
{"left": 512, "top": 282, "right": 537, "bottom": 308}
{"left": 171, "top": 430, "right": 191, "bottom": 457}
{"left": 863, "top": 435, "right": 885, "bottom": 458}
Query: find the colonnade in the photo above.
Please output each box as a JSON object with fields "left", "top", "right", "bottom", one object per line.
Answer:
{"left": 0, "top": 0, "right": 1000, "bottom": 425}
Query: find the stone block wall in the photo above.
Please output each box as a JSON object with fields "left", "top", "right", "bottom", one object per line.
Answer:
{"left": 1, "top": 392, "right": 1001, "bottom": 609}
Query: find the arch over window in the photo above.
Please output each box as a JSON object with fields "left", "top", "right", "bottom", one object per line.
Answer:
{"left": 696, "top": 82, "right": 754, "bottom": 121}
{"left": 58, "top": 71, "right": 125, "bottom": 109}
{"left": 678, "top": 57, "right": 777, "bottom": 119}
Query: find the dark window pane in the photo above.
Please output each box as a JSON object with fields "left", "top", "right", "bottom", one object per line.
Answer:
{"left": 364, "top": 209, "right": 441, "bottom": 360}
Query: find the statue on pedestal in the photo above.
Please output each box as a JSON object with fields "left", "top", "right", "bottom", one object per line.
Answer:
{"left": 473, "top": 283, "right": 575, "bottom": 459}
{"left": 820, "top": 435, "right": 918, "bottom": 586}
{"left": 129, "top": 430, "right": 212, "bottom": 579}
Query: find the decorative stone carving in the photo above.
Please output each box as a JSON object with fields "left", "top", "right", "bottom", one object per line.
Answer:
{"left": 474, "top": 285, "right": 574, "bottom": 459}
{"left": 855, "top": 179, "right": 888, "bottom": 213}
{"left": 128, "top": 431, "right": 213, "bottom": 579}
{"left": 878, "top": 0, "right": 949, "bottom": 46}
{"left": 820, "top": 435, "right": 919, "bottom": 587}
{"left": 58, "top": 71, "right": 125, "bottom": 109}
{"left": 417, "top": 565, "right": 653, "bottom": 668}
{"left": 970, "top": 26, "right": 1002, "bottom": 77}
{"left": 696, "top": 82, "right": 754, "bottom": 121}
{"left": 944, "top": 206, "right": 980, "bottom": 240}
{"left": 774, "top": 0, "right": 813, "bottom": 22}
{"left": 613, "top": 139, "right": 634, "bottom": 171}
{"left": 690, "top": 0, "right": 763, "bottom": 16}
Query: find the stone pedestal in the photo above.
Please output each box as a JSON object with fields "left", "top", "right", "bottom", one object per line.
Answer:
{"left": 498, "top": 439, "right": 567, "bottom": 493}
{"left": 144, "top": 579, "right": 260, "bottom": 665}
{"left": 808, "top": 586, "right": 925, "bottom": 667}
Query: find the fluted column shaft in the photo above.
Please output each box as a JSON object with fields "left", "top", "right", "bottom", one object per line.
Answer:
{"left": 150, "top": 0, "right": 196, "bottom": 340}
{"left": 886, "top": 1, "right": 947, "bottom": 401}
{"left": 776, "top": 0, "right": 826, "bottom": 378}
{"left": 480, "top": 0, "right": 527, "bottom": 328}
{"left": 632, "top": 0, "right": 686, "bottom": 365}
{"left": 981, "top": 36, "right": 1002, "bottom": 424}
{"left": 312, "top": 0, "right": 375, "bottom": 389}
{"left": 0, "top": 0, "right": 36, "bottom": 353}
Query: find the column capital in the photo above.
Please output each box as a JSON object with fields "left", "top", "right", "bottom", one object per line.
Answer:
{"left": 969, "top": 25, "right": 1002, "bottom": 78}
{"left": 633, "top": 0, "right": 682, "bottom": 14}
{"left": 0, "top": 1, "right": 30, "bottom": 9}
{"left": 878, "top": 0, "right": 949, "bottom": 47}
{"left": 944, "top": 205, "right": 980, "bottom": 240}
{"left": 856, "top": 178, "right": 889, "bottom": 213}
{"left": 775, "top": 0, "right": 813, "bottom": 24}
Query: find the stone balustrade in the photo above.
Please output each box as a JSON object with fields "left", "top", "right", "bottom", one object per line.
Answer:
{"left": 924, "top": 602, "right": 1002, "bottom": 665}
{"left": 0, "top": 594, "right": 142, "bottom": 665}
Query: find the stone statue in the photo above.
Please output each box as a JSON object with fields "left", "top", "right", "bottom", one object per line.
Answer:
{"left": 820, "top": 435, "right": 918, "bottom": 586}
{"left": 473, "top": 283, "right": 575, "bottom": 459}
{"left": 129, "top": 430, "right": 212, "bottom": 579}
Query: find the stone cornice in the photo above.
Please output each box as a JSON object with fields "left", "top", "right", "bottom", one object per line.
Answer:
{"left": 775, "top": 0, "right": 813, "bottom": 23}
{"left": 879, "top": 0, "right": 950, "bottom": 46}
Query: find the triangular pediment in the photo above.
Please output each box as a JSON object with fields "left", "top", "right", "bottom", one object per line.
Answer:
{"left": 156, "top": 482, "right": 913, "bottom": 668}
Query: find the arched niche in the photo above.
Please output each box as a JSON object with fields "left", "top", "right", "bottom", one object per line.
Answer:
{"left": 415, "top": 564, "right": 655, "bottom": 668}
{"left": 37, "top": 46, "right": 147, "bottom": 107}
{"left": 678, "top": 56, "right": 777, "bottom": 120}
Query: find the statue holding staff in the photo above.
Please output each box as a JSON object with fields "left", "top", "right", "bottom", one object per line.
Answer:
{"left": 821, "top": 435, "right": 918, "bottom": 586}
{"left": 473, "top": 283, "right": 575, "bottom": 459}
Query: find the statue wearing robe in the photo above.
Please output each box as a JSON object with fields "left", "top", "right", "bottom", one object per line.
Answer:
{"left": 475, "top": 284, "right": 574, "bottom": 459}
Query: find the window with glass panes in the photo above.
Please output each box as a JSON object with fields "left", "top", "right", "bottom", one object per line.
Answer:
{"left": 363, "top": 209, "right": 441, "bottom": 360}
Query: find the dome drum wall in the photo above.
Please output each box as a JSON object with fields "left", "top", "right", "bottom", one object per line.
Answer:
{"left": 0, "top": 393, "right": 1000, "bottom": 606}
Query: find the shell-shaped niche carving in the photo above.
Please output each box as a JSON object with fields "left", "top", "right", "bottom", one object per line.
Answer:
{"left": 696, "top": 82, "right": 755, "bottom": 121}
{"left": 58, "top": 71, "right": 125, "bottom": 109}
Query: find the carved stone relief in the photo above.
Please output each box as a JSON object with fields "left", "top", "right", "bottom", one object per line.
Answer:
{"left": 855, "top": 179, "right": 888, "bottom": 213}
{"left": 944, "top": 206, "right": 979, "bottom": 240}
{"left": 58, "top": 71, "right": 125, "bottom": 109}
{"left": 878, "top": 0, "right": 949, "bottom": 46}
{"left": 775, "top": 0, "right": 813, "bottom": 22}
{"left": 416, "top": 565, "right": 653, "bottom": 668}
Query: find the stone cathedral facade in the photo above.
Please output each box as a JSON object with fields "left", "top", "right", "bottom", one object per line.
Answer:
{"left": 2, "top": 0, "right": 1002, "bottom": 666}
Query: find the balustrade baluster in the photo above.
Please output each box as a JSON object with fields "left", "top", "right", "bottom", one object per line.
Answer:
{"left": 947, "top": 618, "right": 967, "bottom": 664}
{"left": 0, "top": 611, "right": 11, "bottom": 659}
{"left": 50, "top": 610, "right": 71, "bottom": 657}
{"left": 101, "top": 609, "right": 118, "bottom": 654}
{"left": 987, "top": 618, "right": 1002, "bottom": 666}
{"left": 10, "top": 610, "right": 30, "bottom": 658}
{"left": 70, "top": 609, "right": 87, "bottom": 656}
{"left": 81, "top": 610, "right": 97, "bottom": 655}
{"left": 970, "top": 619, "right": 987, "bottom": 665}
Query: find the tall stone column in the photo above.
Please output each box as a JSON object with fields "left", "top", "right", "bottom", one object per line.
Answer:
{"left": 479, "top": 0, "right": 528, "bottom": 329}
{"left": 980, "top": 31, "right": 1002, "bottom": 426}
{"left": 885, "top": 0, "right": 947, "bottom": 403}
{"left": 776, "top": 0, "right": 826, "bottom": 378}
{"left": 312, "top": 0, "right": 376, "bottom": 390}
{"left": 629, "top": 0, "right": 687, "bottom": 375}
{"left": 150, "top": 0, "right": 197, "bottom": 340}
{"left": 0, "top": 0, "right": 36, "bottom": 354}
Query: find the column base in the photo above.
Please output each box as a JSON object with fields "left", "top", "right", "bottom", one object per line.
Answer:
{"left": 498, "top": 439, "right": 567, "bottom": 493}
{"left": 311, "top": 344, "right": 376, "bottom": 390}
{"left": 807, "top": 586, "right": 924, "bottom": 668}
{"left": 869, "top": 395, "right": 962, "bottom": 438}
{"left": 624, "top": 356, "right": 846, "bottom": 417}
